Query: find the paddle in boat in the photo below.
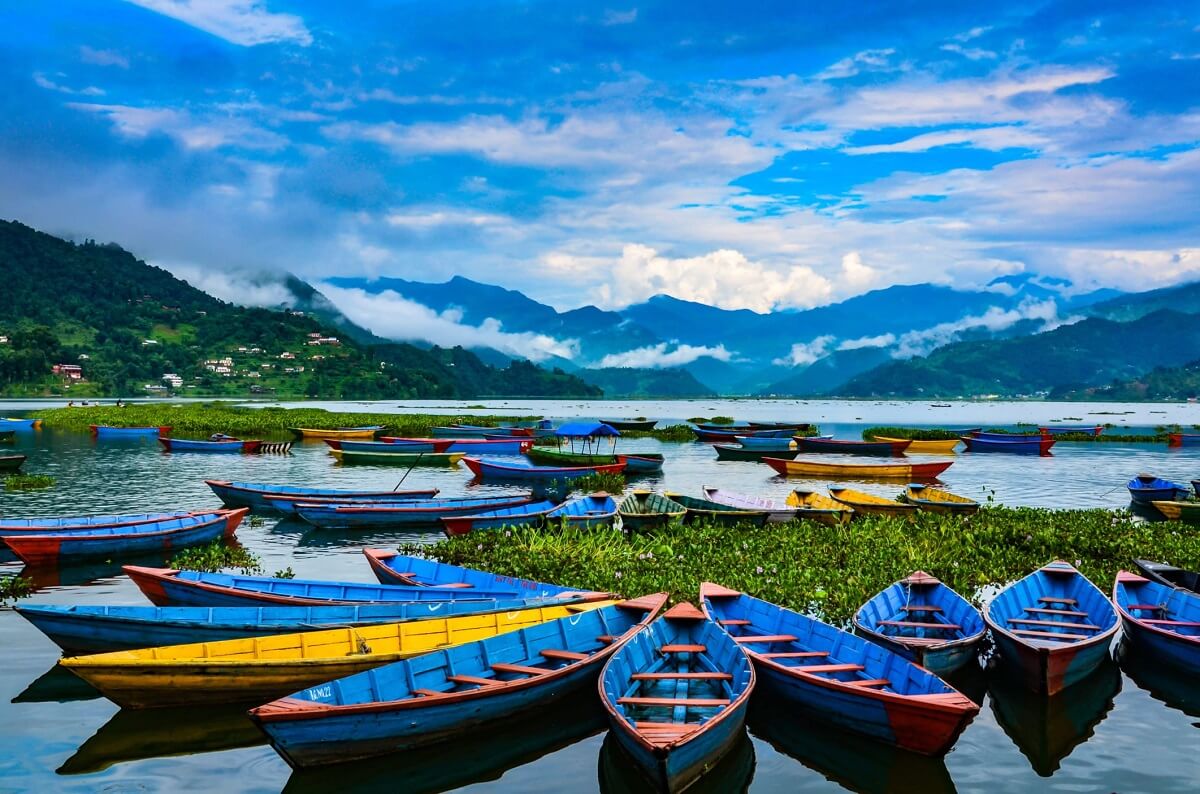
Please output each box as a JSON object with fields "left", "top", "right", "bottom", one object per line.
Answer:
{"left": 361, "top": 549, "right": 601, "bottom": 598}
{"left": 599, "top": 602, "right": 755, "bottom": 792}
{"left": 462, "top": 455, "right": 625, "bottom": 482}
{"left": 326, "top": 438, "right": 454, "bottom": 454}
{"left": 699, "top": 583, "right": 978, "bottom": 756}
{"left": 0, "top": 454, "right": 27, "bottom": 472}
{"left": 1132, "top": 559, "right": 1200, "bottom": 595}
{"left": 1149, "top": 500, "right": 1200, "bottom": 522}
{"left": 289, "top": 494, "right": 537, "bottom": 530}
{"left": 797, "top": 438, "right": 911, "bottom": 456}
{"left": 159, "top": 435, "right": 268, "bottom": 454}
{"left": 205, "top": 480, "right": 438, "bottom": 511}
{"left": 2, "top": 509, "right": 248, "bottom": 566}
{"left": 249, "top": 593, "right": 669, "bottom": 768}
{"left": 663, "top": 492, "right": 770, "bottom": 527}
{"left": 382, "top": 436, "right": 532, "bottom": 455}
{"left": 440, "top": 500, "right": 559, "bottom": 537}
{"left": 1126, "top": 474, "right": 1189, "bottom": 503}
{"left": 288, "top": 426, "right": 384, "bottom": 440}
{"left": 600, "top": 418, "right": 658, "bottom": 431}
{"left": 619, "top": 491, "right": 686, "bottom": 531}
{"left": 983, "top": 561, "right": 1120, "bottom": 695}
{"left": 784, "top": 489, "right": 853, "bottom": 526}
{"left": 60, "top": 599, "right": 617, "bottom": 709}
{"left": 544, "top": 492, "right": 619, "bottom": 529}
{"left": 828, "top": 487, "right": 916, "bottom": 518}
{"left": 329, "top": 448, "right": 464, "bottom": 467}
{"left": 961, "top": 435, "right": 1055, "bottom": 455}
{"left": 1111, "top": 571, "right": 1200, "bottom": 675}
{"left": 853, "top": 572, "right": 986, "bottom": 676}
{"left": 1168, "top": 432, "right": 1200, "bottom": 447}
{"left": 902, "top": 484, "right": 980, "bottom": 515}
{"left": 869, "top": 435, "right": 960, "bottom": 454}
{"left": 701, "top": 486, "right": 798, "bottom": 524}
{"left": 713, "top": 444, "right": 800, "bottom": 462}
{"left": 15, "top": 598, "right": 584, "bottom": 654}
{"left": 762, "top": 457, "right": 953, "bottom": 480}
{"left": 90, "top": 425, "right": 171, "bottom": 438}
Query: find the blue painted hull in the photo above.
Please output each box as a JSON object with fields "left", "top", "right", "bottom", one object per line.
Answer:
{"left": 92, "top": 426, "right": 163, "bottom": 437}
{"left": 336, "top": 440, "right": 440, "bottom": 453}
{"left": 1119, "top": 617, "right": 1200, "bottom": 675}
{"left": 1128, "top": 487, "right": 1189, "bottom": 503}
{"left": 0, "top": 418, "right": 39, "bottom": 430}
{"left": 7, "top": 513, "right": 236, "bottom": 564}
{"left": 363, "top": 550, "right": 584, "bottom": 597}
{"left": 162, "top": 438, "right": 247, "bottom": 453}
{"left": 206, "top": 480, "right": 436, "bottom": 511}
{"left": 293, "top": 496, "right": 535, "bottom": 529}
{"left": 611, "top": 702, "right": 747, "bottom": 792}
{"left": 545, "top": 494, "right": 618, "bottom": 529}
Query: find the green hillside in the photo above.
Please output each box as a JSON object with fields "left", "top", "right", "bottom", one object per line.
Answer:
{"left": 0, "top": 220, "right": 599, "bottom": 399}
{"left": 1058, "top": 360, "right": 1200, "bottom": 401}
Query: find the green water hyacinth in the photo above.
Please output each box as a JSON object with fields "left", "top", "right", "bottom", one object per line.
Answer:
{"left": 4, "top": 474, "right": 55, "bottom": 491}
{"left": 169, "top": 541, "right": 266, "bottom": 576}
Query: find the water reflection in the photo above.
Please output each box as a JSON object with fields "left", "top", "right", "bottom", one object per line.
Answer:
{"left": 1117, "top": 641, "right": 1200, "bottom": 722}
{"left": 58, "top": 704, "right": 264, "bottom": 775}
{"left": 13, "top": 663, "right": 100, "bottom": 704}
{"left": 597, "top": 730, "right": 754, "bottom": 794}
{"left": 283, "top": 688, "right": 605, "bottom": 794}
{"left": 747, "top": 701, "right": 954, "bottom": 794}
{"left": 988, "top": 660, "right": 1121, "bottom": 776}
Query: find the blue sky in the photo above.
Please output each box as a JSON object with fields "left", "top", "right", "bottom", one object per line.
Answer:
{"left": 1, "top": 0, "right": 1199, "bottom": 316}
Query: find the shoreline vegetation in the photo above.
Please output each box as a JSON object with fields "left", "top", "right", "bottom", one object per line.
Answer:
{"left": 414, "top": 508, "right": 1200, "bottom": 624}
{"left": 861, "top": 425, "right": 1193, "bottom": 443}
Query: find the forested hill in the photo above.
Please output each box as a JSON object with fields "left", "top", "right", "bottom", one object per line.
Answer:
{"left": 0, "top": 220, "right": 600, "bottom": 399}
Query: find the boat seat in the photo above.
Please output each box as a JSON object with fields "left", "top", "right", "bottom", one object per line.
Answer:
{"left": 596, "top": 635, "right": 615, "bottom": 644}
{"left": 1038, "top": 597, "right": 1077, "bottom": 605}
{"left": 1024, "top": 607, "right": 1088, "bottom": 617}
{"left": 618, "top": 697, "right": 730, "bottom": 707}
{"left": 660, "top": 644, "right": 707, "bottom": 653}
{"left": 901, "top": 605, "right": 942, "bottom": 612}
{"left": 1008, "top": 618, "right": 1100, "bottom": 630}
{"left": 758, "top": 651, "right": 827, "bottom": 659}
{"left": 847, "top": 678, "right": 891, "bottom": 688}
{"left": 1126, "top": 604, "right": 1167, "bottom": 611}
{"left": 797, "top": 663, "right": 866, "bottom": 673}
{"left": 1011, "top": 629, "right": 1088, "bottom": 641}
{"left": 877, "top": 620, "right": 960, "bottom": 630}
{"left": 733, "top": 634, "right": 797, "bottom": 644}
{"left": 491, "top": 663, "right": 550, "bottom": 676}
{"left": 635, "top": 721, "right": 698, "bottom": 733}
{"left": 411, "top": 688, "right": 445, "bottom": 697}
{"left": 632, "top": 672, "right": 733, "bottom": 681}
{"left": 1141, "top": 619, "right": 1200, "bottom": 627}
{"left": 448, "top": 674, "right": 501, "bottom": 687}
{"left": 541, "top": 649, "right": 588, "bottom": 661}
{"left": 719, "top": 619, "right": 752, "bottom": 626}
{"left": 436, "top": 583, "right": 475, "bottom": 589}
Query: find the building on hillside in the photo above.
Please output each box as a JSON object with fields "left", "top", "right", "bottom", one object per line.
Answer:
{"left": 0, "top": 335, "right": 8, "bottom": 344}
{"left": 279, "top": 352, "right": 296, "bottom": 360}
{"left": 162, "top": 373, "right": 183, "bottom": 388}
{"left": 52, "top": 364, "right": 84, "bottom": 381}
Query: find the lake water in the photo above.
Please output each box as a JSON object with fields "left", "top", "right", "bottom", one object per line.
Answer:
{"left": 1, "top": 399, "right": 1198, "bottom": 793}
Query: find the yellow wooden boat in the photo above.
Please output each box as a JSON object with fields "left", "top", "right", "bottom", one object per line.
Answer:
{"left": 903, "top": 484, "right": 980, "bottom": 515}
{"left": 289, "top": 426, "right": 383, "bottom": 440}
{"left": 61, "top": 600, "right": 613, "bottom": 708}
{"left": 785, "top": 489, "right": 854, "bottom": 526}
{"left": 763, "top": 457, "right": 953, "bottom": 480}
{"left": 870, "top": 436, "right": 959, "bottom": 455}
{"left": 1150, "top": 500, "right": 1200, "bottom": 522}
{"left": 828, "top": 487, "right": 916, "bottom": 518}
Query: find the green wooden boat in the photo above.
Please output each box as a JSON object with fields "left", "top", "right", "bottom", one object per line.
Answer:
{"left": 713, "top": 444, "right": 799, "bottom": 462}
{"left": 330, "top": 449, "right": 465, "bottom": 467}
{"left": 526, "top": 446, "right": 664, "bottom": 473}
{"left": 618, "top": 491, "right": 685, "bottom": 531}
{"left": 0, "top": 454, "right": 26, "bottom": 472}
{"left": 663, "top": 492, "right": 770, "bottom": 527}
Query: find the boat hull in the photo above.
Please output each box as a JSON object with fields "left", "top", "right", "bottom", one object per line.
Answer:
{"left": 962, "top": 436, "right": 1055, "bottom": 455}
{"left": 383, "top": 437, "right": 532, "bottom": 455}
{"left": 293, "top": 496, "right": 535, "bottom": 530}
{"left": 714, "top": 444, "right": 799, "bottom": 462}
{"left": 764, "top": 458, "right": 952, "bottom": 480}
{"left": 798, "top": 438, "right": 910, "bottom": 456}
{"left": 159, "top": 438, "right": 260, "bottom": 453}
{"left": 331, "top": 449, "right": 463, "bottom": 466}
{"left": 3, "top": 511, "right": 245, "bottom": 565}
{"left": 289, "top": 427, "right": 382, "bottom": 439}
{"left": 91, "top": 425, "right": 171, "bottom": 437}
{"left": 870, "top": 436, "right": 959, "bottom": 454}
{"left": 0, "top": 454, "right": 27, "bottom": 472}
{"left": 463, "top": 456, "right": 625, "bottom": 481}
{"left": 205, "top": 480, "right": 437, "bottom": 511}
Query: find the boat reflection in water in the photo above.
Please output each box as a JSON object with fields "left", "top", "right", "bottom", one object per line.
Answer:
{"left": 598, "top": 729, "right": 754, "bottom": 794}
{"left": 12, "top": 663, "right": 101, "bottom": 704}
{"left": 58, "top": 705, "right": 264, "bottom": 775}
{"left": 746, "top": 700, "right": 955, "bottom": 794}
{"left": 283, "top": 688, "right": 605, "bottom": 794}
{"left": 1117, "top": 640, "right": 1200, "bottom": 721}
{"left": 988, "top": 659, "right": 1121, "bottom": 777}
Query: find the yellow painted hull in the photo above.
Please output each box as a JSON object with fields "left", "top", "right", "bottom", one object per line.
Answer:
{"left": 62, "top": 600, "right": 613, "bottom": 708}
{"left": 290, "top": 427, "right": 380, "bottom": 439}
{"left": 1149, "top": 500, "right": 1200, "bottom": 521}
{"left": 776, "top": 460, "right": 929, "bottom": 479}
{"left": 871, "top": 436, "right": 959, "bottom": 454}
{"left": 904, "top": 486, "right": 980, "bottom": 515}
{"left": 829, "top": 488, "right": 916, "bottom": 519}
{"left": 785, "top": 490, "right": 854, "bottom": 526}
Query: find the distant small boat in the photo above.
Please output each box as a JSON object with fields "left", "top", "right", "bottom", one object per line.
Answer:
{"left": 462, "top": 456, "right": 625, "bottom": 481}
{"left": 1149, "top": 500, "right": 1200, "bottom": 522}
{"left": 1111, "top": 571, "right": 1200, "bottom": 675}
{"left": 290, "top": 495, "right": 537, "bottom": 530}
{"left": 733, "top": 435, "right": 802, "bottom": 450}
{"left": 784, "top": 489, "right": 853, "bottom": 526}
{"left": 159, "top": 436, "right": 265, "bottom": 453}
{"left": 713, "top": 444, "right": 799, "bottom": 462}
{"left": 361, "top": 550, "right": 597, "bottom": 598}
{"left": 984, "top": 561, "right": 1120, "bottom": 695}
{"left": 289, "top": 426, "right": 384, "bottom": 440}
{"left": 619, "top": 491, "right": 686, "bottom": 531}
{"left": 382, "top": 437, "right": 532, "bottom": 455}
{"left": 902, "top": 484, "right": 980, "bottom": 515}
{"left": 249, "top": 594, "right": 669, "bottom": 768}
{"left": 970, "top": 431, "right": 1047, "bottom": 442}
{"left": 545, "top": 492, "right": 619, "bottom": 529}
{"left": 961, "top": 435, "right": 1055, "bottom": 455}
{"left": 1132, "top": 559, "right": 1200, "bottom": 595}
{"left": 600, "top": 419, "right": 658, "bottom": 431}
{"left": 440, "top": 500, "right": 559, "bottom": 537}
{"left": 0, "top": 454, "right": 26, "bottom": 472}
{"left": 0, "top": 417, "right": 41, "bottom": 430}
{"left": 692, "top": 427, "right": 794, "bottom": 442}
{"left": 869, "top": 436, "right": 959, "bottom": 455}
{"left": 1039, "top": 425, "right": 1103, "bottom": 436}
{"left": 798, "top": 438, "right": 911, "bottom": 456}
{"left": 433, "top": 424, "right": 536, "bottom": 439}
{"left": 599, "top": 602, "right": 755, "bottom": 792}
{"left": 701, "top": 487, "right": 798, "bottom": 523}
{"left": 828, "top": 487, "right": 915, "bottom": 519}
{"left": 90, "top": 425, "right": 171, "bottom": 438}
{"left": 853, "top": 571, "right": 986, "bottom": 676}
{"left": 1126, "top": 474, "right": 1189, "bottom": 504}
{"left": 330, "top": 448, "right": 463, "bottom": 467}
{"left": 1168, "top": 432, "right": 1200, "bottom": 447}
{"left": 664, "top": 492, "right": 769, "bottom": 527}
{"left": 327, "top": 438, "right": 454, "bottom": 454}
{"left": 205, "top": 480, "right": 438, "bottom": 511}
{"left": 763, "top": 458, "right": 953, "bottom": 480}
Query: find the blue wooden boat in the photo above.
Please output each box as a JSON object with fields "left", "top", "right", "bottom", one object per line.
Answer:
{"left": 205, "top": 480, "right": 438, "bottom": 511}
{"left": 90, "top": 425, "right": 171, "bottom": 438}
{"left": 383, "top": 436, "right": 533, "bottom": 455}
{"left": 159, "top": 436, "right": 264, "bottom": 453}
{"left": 360, "top": 549, "right": 596, "bottom": 598}
{"left": 983, "top": 561, "right": 1120, "bottom": 695}
{"left": 123, "top": 565, "right": 593, "bottom": 607}
{"left": 970, "top": 430, "right": 1047, "bottom": 441}
{"left": 693, "top": 427, "right": 795, "bottom": 442}
{"left": 3, "top": 509, "right": 247, "bottom": 566}
{"left": 961, "top": 435, "right": 1055, "bottom": 455}
{"left": 291, "top": 494, "right": 536, "bottom": 529}
{"left": 1126, "top": 474, "right": 1189, "bottom": 504}
{"left": 600, "top": 602, "right": 754, "bottom": 792}
{"left": 0, "top": 511, "right": 191, "bottom": 536}
{"left": 1168, "top": 432, "right": 1200, "bottom": 447}
{"left": 16, "top": 598, "right": 576, "bottom": 654}
{"left": 714, "top": 444, "right": 800, "bottom": 462}
{"left": 699, "top": 583, "right": 978, "bottom": 756}
{"left": 461, "top": 456, "right": 626, "bottom": 482}
{"left": 732, "top": 436, "right": 796, "bottom": 451}
{"left": 545, "top": 493, "right": 619, "bottom": 529}
{"left": 441, "top": 500, "right": 559, "bottom": 536}
{"left": 853, "top": 571, "right": 986, "bottom": 676}
{"left": 1112, "top": 571, "right": 1200, "bottom": 675}
{"left": 325, "top": 438, "right": 454, "bottom": 454}
{"left": 249, "top": 593, "right": 669, "bottom": 768}
{"left": 0, "top": 417, "right": 41, "bottom": 430}
{"left": 618, "top": 454, "right": 665, "bottom": 474}
{"left": 1038, "top": 424, "right": 1103, "bottom": 436}
{"left": 798, "top": 438, "right": 911, "bottom": 456}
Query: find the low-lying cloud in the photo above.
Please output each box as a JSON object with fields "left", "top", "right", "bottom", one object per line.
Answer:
{"left": 596, "top": 343, "right": 732, "bottom": 369}
{"left": 890, "top": 299, "right": 1073, "bottom": 358}
{"left": 164, "top": 263, "right": 296, "bottom": 307}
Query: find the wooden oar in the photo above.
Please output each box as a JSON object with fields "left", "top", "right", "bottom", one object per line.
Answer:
{"left": 395, "top": 450, "right": 426, "bottom": 488}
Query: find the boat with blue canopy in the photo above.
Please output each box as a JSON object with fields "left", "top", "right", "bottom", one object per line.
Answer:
{"left": 289, "top": 494, "right": 536, "bottom": 530}
{"left": 1111, "top": 571, "right": 1200, "bottom": 675}
{"left": 1126, "top": 474, "right": 1189, "bottom": 504}
{"left": 205, "top": 480, "right": 438, "bottom": 511}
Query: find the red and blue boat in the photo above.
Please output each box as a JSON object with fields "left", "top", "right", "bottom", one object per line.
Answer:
{"left": 3, "top": 509, "right": 247, "bottom": 566}
{"left": 90, "top": 425, "right": 172, "bottom": 438}
{"left": 461, "top": 456, "right": 626, "bottom": 482}
{"left": 798, "top": 438, "right": 911, "bottom": 456}
{"left": 970, "top": 430, "right": 1048, "bottom": 441}
{"left": 159, "top": 435, "right": 264, "bottom": 453}
{"left": 1112, "top": 571, "right": 1200, "bottom": 675}
{"left": 984, "top": 561, "right": 1120, "bottom": 695}
{"left": 290, "top": 494, "right": 536, "bottom": 529}
{"left": 361, "top": 549, "right": 599, "bottom": 599}
{"left": 382, "top": 436, "right": 533, "bottom": 455}
{"left": 432, "top": 424, "right": 536, "bottom": 439}
{"left": 205, "top": 480, "right": 438, "bottom": 512}
{"left": 699, "top": 583, "right": 978, "bottom": 756}
{"left": 249, "top": 593, "right": 668, "bottom": 768}
{"left": 325, "top": 438, "right": 454, "bottom": 454}
{"left": 1126, "top": 474, "right": 1190, "bottom": 503}
{"left": 0, "top": 511, "right": 192, "bottom": 538}
{"left": 1168, "top": 432, "right": 1200, "bottom": 447}
{"left": 962, "top": 435, "right": 1055, "bottom": 455}
{"left": 853, "top": 571, "right": 986, "bottom": 677}
{"left": 599, "top": 602, "right": 754, "bottom": 792}
{"left": 440, "top": 500, "right": 559, "bottom": 536}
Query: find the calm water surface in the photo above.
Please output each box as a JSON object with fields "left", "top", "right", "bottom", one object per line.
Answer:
{"left": 1, "top": 399, "right": 1198, "bottom": 792}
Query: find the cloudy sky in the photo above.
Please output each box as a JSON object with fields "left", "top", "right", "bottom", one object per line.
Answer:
{"left": 2, "top": 1, "right": 1199, "bottom": 314}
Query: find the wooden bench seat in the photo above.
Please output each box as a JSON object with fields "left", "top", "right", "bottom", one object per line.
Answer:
{"left": 758, "top": 651, "right": 828, "bottom": 659}
{"left": 1024, "top": 607, "right": 1088, "bottom": 617}
{"left": 448, "top": 674, "right": 500, "bottom": 687}
{"left": 719, "top": 619, "right": 752, "bottom": 626}
{"left": 1038, "top": 597, "right": 1077, "bottom": 605}
{"left": 846, "top": 678, "right": 891, "bottom": 687}
{"left": 877, "top": 620, "right": 960, "bottom": 630}
{"left": 1127, "top": 604, "right": 1167, "bottom": 611}
{"left": 1008, "top": 618, "right": 1100, "bottom": 630}
{"left": 636, "top": 721, "right": 697, "bottom": 732}
{"left": 1011, "top": 629, "right": 1088, "bottom": 641}
{"left": 733, "top": 634, "right": 797, "bottom": 644}
{"left": 797, "top": 663, "right": 866, "bottom": 674}
{"left": 618, "top": 696, "right": 730, "bottom": 707}
{"left": 541, "top": 649, "right": 588, "bottom": 661}
{"left": 660, "top": 644, "right": 707, "bottom": 653}
{"left": 491, "top": 663, "right": 550, "bottom": 676}
{"left": 412, "top": 688, "right": 444, "bottom": 697}
{"left": 596, "top": 635, "right": 615, "bottom": 644}
{"left": 1141, "top": 619, "right": 1200, "bottom": 627}
{"left": 632, "top": 672, "right": 733, "bottom": 681}
{"left": 901, "top": 605, "right": 942, "bottom": 612}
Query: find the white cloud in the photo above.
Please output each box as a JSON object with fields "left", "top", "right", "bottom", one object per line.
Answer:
{"left": 124, "top": 0, "right": 312, "bottom": 46}
{"left": 602, "top": 9, "right": 638, "bottom": 26}
{"left": 940, "top": 43, "right": 997, "bottom": 61}
{"left": 817, "top": 48, "right": 900, "bottom": 80}
{"left": 597, "top": 343, "right": 731, "bottom": 369}
{"left": 163, "top": 263, "right": 295, "bottom": 307}
{"left": 891, "top": 299, "right": 1070, "bottom": 358}
{"left": 318, "top": 285, "right": 580, "bottom": 362}
{"left": 774, "top": 335, "right": 835, "bottom": 366}
{"left": 845, "top": 125, "right": 1045, "bottom": 155}
{"left": 33, "top": 73, "right": 104, "bottom": 96}
{"left": 69, "top": 103, "right": 287, "bottom": 151}
{"left": 385, "top": 209, "right": 511, "bottom": 229}
{"left": 840, "top": 251, "right": 879, "bottom": 291}
{"left": 838, "top": 333, "right": 896, "bottom": 350}
{"left": 79, "top": 46, "right": 130, "bottom": 68}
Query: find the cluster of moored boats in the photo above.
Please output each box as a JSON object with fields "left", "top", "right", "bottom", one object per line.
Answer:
{"left": 1127, "top": 473, "right": 1200, "bottom": 521}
